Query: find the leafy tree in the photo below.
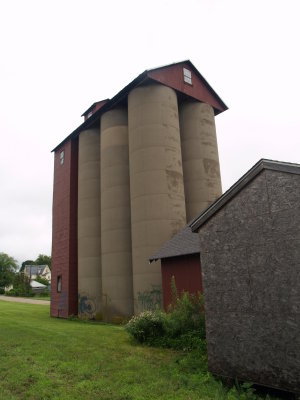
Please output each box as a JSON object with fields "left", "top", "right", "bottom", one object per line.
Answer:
{"left": 13, "top": 272, "right": 32, "bottom": 296}
{"left": 35, "top": 254, "right": 51, "bottom": 269}
{"left": 35, "top": 275, "right": 49, "bottom": 286}
{"left": 19, "top": 255, "right": 52, "bottom": 272}
{"left": 0, "top": 252, "right": 18, "bottom": 289}
{"left": 20, "top": 260, "right": 36, "bottom": 272}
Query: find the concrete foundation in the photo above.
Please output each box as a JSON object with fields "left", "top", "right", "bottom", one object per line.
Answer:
{"left": 100, "top": 108, "right": 133, "bottom": 319}
{"left": 78, "top": 129, "right": 102, "bottom": 318}
{"left": 128, "top": 84, "right": 187, "bottom": 313}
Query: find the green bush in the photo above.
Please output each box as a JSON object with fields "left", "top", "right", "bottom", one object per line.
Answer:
{"left": 13, "top": 272, "right": 32, "bottom": 296}
{"left": 6, "top": 288, "right": 20, "bottom": 296}
{"left": 0, "top": 287, "right": 5, "bottom": 295}
{"left": 126, "top": 309, "right": 165, "bottom": 344}
{"left": 34, "top": 291, "right": 50, "bottom": 298}
{"left": 35, "top": 275, "right": 49, "bottom": 286}
{"left": 126, "top": 277, "right": 206, "bottom": 350}
{"left": 166, "top": 277, "right": 205, "bottom": 337}
{"left": 6, "top": 288, "right": 34, "bottom": 297}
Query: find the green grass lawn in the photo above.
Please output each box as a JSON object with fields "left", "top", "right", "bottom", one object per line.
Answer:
{"left": 0, "top": 301, "right": 282, "bottom": 400}
{"left": 31, "top": 295, "right": 50, "bottom": 301}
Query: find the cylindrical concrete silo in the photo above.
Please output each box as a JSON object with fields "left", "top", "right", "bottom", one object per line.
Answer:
{"left": 100, "top": 108, "right": 133, "bottom": 319}
{"left": 179, "top": 101, "right": 222, "bottom": 222}
{"left": 128, "top": 84, "right": 187, "bottom": 314}
{"left": 78, "top": 129, "right": 101, "bottom": 319}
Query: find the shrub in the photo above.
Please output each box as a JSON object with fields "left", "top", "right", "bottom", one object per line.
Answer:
{"left": 6, "top": 288, "right": 35, "bottom": 297}
{"left": 126, "top": 309, "right": 165, "bottom": 344}
{"left": 166, "top": 279, "right": 205, "bottom": 337}
{"left": 34, "top": 291, "right": 50, "bottom": 298}
{"left": 13, "top": 272, "right": 32, "bottom": 296}
{"left": 6, "top": 288, "right": 20, "bottom": 296}
{"left": 0, "top": 287, "right": 5, "bottom": 295}
{"left": 34, "top": 275, "right": 49, "bottom": 286}
{"left": 126, "top": 277, "right": 206, "bottom": 350}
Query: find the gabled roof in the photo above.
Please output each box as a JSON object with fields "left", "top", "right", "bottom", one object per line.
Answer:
{"left": 190, "top": 159, "right": 300, "bottom": 232}
{"left": 52, "top": 60, "right": 228, "bottom": 152}
{"left": 81, "top": 99, "right": 109, "bottom": 118}
{"left": 149, "top": 225, "right": 200, "bottom": 263}
{"left": 24, "top": 265, "right": 49, "bottom": 275}
{"left": 147, "top": 60, "right": 227, "bottom": 113}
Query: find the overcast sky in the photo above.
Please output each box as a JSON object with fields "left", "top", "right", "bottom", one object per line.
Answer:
{"left": 1, "top": 0, "right": 299, "bottom": 265}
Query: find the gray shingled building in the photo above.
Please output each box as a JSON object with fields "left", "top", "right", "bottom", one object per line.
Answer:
{"left": 190, "top": 159, "right": 300, "bottom": 393}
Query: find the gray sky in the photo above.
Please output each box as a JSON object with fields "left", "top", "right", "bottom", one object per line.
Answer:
{"left": 1, "top": 0, "right": 300, "bottom": 265}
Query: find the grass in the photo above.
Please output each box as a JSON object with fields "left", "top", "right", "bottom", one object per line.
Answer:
{"left": 31, "top": 295, "right": 50, "bottom": 301}
{"left": 0, "top": 301, "right": 284, "bottom": 400}
{"left": 3, "top": 293, "right": 51, "bottom": 301}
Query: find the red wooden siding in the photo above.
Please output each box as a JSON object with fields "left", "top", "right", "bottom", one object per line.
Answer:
{"left": 148, "top": 63, "right": 226, "bottom": 114}
{"left": 161, "top": 253, "right": 202, "bottom": 311}
{"left": 83, "top": 100, "right": 109, "bottom": 121}
{"left": 51, "top": 138, "right": 78, "bottom": 318}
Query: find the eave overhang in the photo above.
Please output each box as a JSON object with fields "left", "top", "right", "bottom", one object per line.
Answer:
{"left": 190, "top": 159, "right": 300, "bottom": 232}
{"left": 52, "top": 60, "right": 228, "bottom": 152}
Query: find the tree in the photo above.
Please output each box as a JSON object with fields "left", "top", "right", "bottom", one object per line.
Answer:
{"left": 0, "top": 252, "right": 18, "bottom": 289}
{"left": 35, "top": 254, "right": 51, "bottom": 269}
{"left": 13, "top": 272, "right": 31, "bottom": 296}
{"left": 35, "top": 275, "right": 49, "bottom": 286}
{"left": 20, "top": 260, "right": 36, "bottom": 272}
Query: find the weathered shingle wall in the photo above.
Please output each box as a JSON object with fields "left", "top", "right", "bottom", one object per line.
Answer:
{"left": 199, "top": 169, "right": 300, "bottom": 392}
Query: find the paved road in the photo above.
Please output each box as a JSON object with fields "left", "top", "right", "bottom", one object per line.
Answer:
{"left": 0, "top": 295, "right": 50, "bottom": 305}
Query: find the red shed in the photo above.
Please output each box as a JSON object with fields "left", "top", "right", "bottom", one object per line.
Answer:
{"left": 149, "top": 226, "right": 202, "bottom": 311}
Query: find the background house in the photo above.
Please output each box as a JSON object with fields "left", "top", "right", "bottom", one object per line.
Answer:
{"left": 190, "top": 159, "right": 300, "bottom": 393}
{"left": 24, "top": 265, "right": 51, "bottom": 284}
{"left": 150, "top": 226, "right": 201, "bottom": 311}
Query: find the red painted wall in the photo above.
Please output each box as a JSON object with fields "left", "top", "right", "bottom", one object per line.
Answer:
{"left": 148, "top": 63, "right": 225, "bottom": 113}
{"left": 51, "top": 138, "right": 78, "bottom": 318}
{"left": 161, "top": 253, "right": 202, "bottom": 311}
{"left": 83, "top": 100, "right": 109, "bottom": 121}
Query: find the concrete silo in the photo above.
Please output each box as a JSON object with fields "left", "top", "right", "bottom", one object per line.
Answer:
{"left": 51, "top": 60, "right": 228, "bottom": 319}
{"left": 78, "top": 129, "right": 102, "bottom": 318}
{"left": 100, "top": 108, "right": 133, "bottom": 319}
{"left": 179, "top": 101, "right": 222, "bottom": 221}
{"left": 128, "top": 84, "right": 187, "bottom": 313}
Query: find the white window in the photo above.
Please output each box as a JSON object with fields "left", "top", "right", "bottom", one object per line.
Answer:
{"left": 87, "top": 111, "right": 93, "bottom": 118}
{"left": 183, "top": 68, "right": 192, "bottom": 85}
{"left": 60, "top": 150, "right": 64, "bottom": 165}
{"left": 57, "top": 275, "right": 62, "bottom": 292}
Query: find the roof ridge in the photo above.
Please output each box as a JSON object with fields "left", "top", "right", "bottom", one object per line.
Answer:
{"left": 52, "top": 60, "right": 227, "bottom": 152}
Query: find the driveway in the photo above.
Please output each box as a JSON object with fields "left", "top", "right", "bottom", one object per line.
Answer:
{"left": 0, "top": 295, "right": 50, "bottom": 305}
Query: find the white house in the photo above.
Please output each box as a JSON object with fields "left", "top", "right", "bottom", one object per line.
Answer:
{"left": 24, "top": 265, "right": 51, "bottom": 283}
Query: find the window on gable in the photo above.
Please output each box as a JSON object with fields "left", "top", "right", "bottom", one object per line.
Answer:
{"left": 60, "top": 150, "right": 64, "bottom": 165}
{"left": 183, "top": 68, "right": 192, "bottom": 85}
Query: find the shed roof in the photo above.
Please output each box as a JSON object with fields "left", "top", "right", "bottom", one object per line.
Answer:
{"left": 149, "top": 225, "right": 200, "bottom": 262}
{"left": 52, "top": 60, "right": 228, "bottom": 152}
{"left": 30, "top": 280, "right": 47, "bottom": 288}
{"left": 190, "top": 159, "right": 300, "bottom": 232}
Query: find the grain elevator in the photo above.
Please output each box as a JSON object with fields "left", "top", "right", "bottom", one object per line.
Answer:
{"left": 50, "top": 60, "right": 227, "bottom": 319}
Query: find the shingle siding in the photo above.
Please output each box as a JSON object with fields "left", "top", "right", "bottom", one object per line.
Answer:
{"left": 198, "top": 169, "right": 300, "bottom": 392}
